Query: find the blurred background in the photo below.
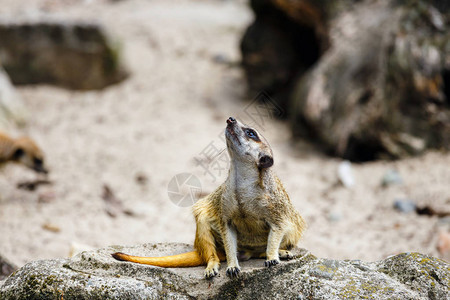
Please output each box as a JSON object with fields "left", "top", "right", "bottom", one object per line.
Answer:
{"left": 0, "top": 0, "right": 449, "bottom": 275}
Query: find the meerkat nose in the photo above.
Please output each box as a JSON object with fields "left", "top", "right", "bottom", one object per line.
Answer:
{"left": 227, "top": 117, "right": 236, "bottom": 125}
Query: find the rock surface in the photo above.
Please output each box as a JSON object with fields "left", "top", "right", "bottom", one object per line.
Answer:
{"left": 1, "top": 243, "right": 449, "bottom": 299}
{"left": 0, "top": 20, "right": 128, "bottom": 90}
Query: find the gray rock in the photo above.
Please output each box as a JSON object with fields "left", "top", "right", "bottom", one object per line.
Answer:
{"left": 0, "top": 20, "right": 128, "bottom": 90}
{"left": 327, "top": 211, "right": 342, "bottom": 222}
{"left": 393, "top": 199, "right": 417, "bottom": 214}
{"left": 1, "top": 243, "right": 449, "bottom": 299}
{"left": 382, "top": 169, "right": 403, "bottom": 187}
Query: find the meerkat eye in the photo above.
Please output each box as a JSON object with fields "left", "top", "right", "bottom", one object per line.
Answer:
{"left": 245, "top": 129, "right": 259, "bottom": 141}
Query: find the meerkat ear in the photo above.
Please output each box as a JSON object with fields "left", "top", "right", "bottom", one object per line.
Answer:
{"left": 258, "top": 155, "right": 273, "bottom": 169}
{"left": 12, "top": 148, "right": 25, "bottom": 160}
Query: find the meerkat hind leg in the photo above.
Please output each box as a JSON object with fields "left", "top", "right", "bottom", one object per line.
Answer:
{"left": 278, "top": 249, "right": 294, "bottom": 260}
{"left": 278, "top": 224, "right": 300, "bottom": 261}
{"left": 258, "top": 249, "right": 293, "bottom": 260}
{"left": 195, "top": 216, "right": 222, "bottom": 278}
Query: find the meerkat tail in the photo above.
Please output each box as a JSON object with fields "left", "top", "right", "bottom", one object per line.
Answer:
{"left": 111, "top": 251, "right": 206, "bottom": 268}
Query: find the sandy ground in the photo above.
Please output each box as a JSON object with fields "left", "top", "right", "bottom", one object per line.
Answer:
{"left": 0, "top": 0, "right": 449, "bottom": 269}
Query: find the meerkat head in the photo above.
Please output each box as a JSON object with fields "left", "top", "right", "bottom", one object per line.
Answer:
{"left": 225, "top": 117, "right": 273, "bottom": 170}
{"left": 12, "top": 137, "right": 48, "bottom": 174}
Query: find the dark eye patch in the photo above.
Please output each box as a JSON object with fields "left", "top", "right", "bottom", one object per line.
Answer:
{"left": 244, "top": 128, "right": 260, "bottom": 142}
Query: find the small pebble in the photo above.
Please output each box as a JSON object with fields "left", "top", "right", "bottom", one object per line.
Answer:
{"left": 211, "top": 53, "right": 230, "bottom": 64}
{"left": 328, "top": 211, "right": 342, "bottom": 222}
{"left": 42, "top": 223, "right": 61, "bottom": 233}
{"left": 381, "top": 169, "right": 403, "bottom": 187}
{"left": 393, "top": 199, "right": 416, "bottom": 213}
{"left": 135, "top": 173, "right": 148, "bottom": 186}
{"left": 338, "top": 161, "right": 355, "bottom": 188}
{"left": 428, "top": 6, "right": 445, "bottom": 31}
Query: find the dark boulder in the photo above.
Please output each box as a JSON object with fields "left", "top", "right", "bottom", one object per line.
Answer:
{"left": 0, "top": 20, "right": 128, "bottom": 90}
{"left": 241, "top": 0, "right": 450, "bottom": 161}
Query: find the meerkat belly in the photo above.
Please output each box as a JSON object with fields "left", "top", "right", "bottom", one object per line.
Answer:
{"left": 231, "top": 212, "right": 270, "bottom": 251}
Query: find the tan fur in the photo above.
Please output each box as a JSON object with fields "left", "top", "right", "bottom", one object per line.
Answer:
{"left": 0, "top": 131, "right": 48, "bottom": 174}
{"left": 112, "top": 118, "right": 306, "bottom": 278}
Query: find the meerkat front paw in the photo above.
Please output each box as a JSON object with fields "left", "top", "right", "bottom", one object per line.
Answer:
{"left": 279, "top": 249, "right": 294, "bottom": 260}
{"left": 204, "top": 267, "right": 218, "bottom": 278}
{"left": 226, "top": 266, "right": 241, "bottom": 278}
{"left": 264, "top": 259, "right": 280, "bottom": 267}
{"left": 204, "top": 261, "right": 220, "bottom": 279}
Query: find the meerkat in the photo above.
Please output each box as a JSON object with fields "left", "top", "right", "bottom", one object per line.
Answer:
{"left": 112, "top": 117, "right": 306, "bottom": 278}
{"left": 0, "top": 131, "right": 48, "bottom": 174}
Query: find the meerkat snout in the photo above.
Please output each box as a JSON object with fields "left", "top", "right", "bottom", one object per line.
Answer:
{"left": 226, "top": 117, "right": 236, "bottom": 125}
{"left": 225, "top": 117, "right": 274, "bottom": 169}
